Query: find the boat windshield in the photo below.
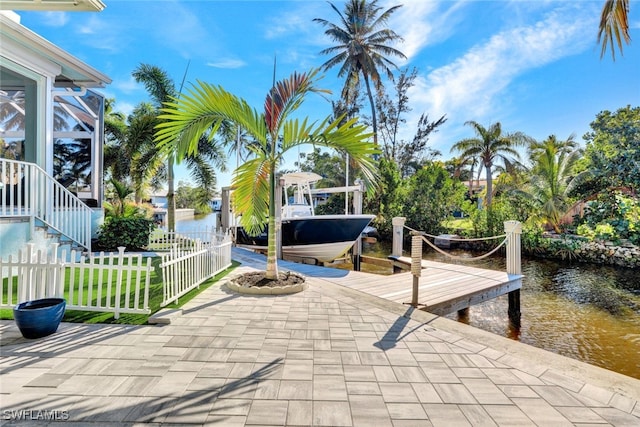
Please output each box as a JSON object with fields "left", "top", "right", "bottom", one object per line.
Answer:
{"left": 281, "top": 172, "right": 321, "bottom": 218}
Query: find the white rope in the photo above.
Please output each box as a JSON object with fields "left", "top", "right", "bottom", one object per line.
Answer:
{"left": 420, "top": 234, "right": 509, "bottom": 261}
{"left": 404, "top": 224, "right": 506, "bottom": 241}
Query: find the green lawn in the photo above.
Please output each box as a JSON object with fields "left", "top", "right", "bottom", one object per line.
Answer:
{"left": 1, "top": 258, "right": 239, "bottom": 325}
{"left": 442, "top": 217, "right": 473, "bottom": 234}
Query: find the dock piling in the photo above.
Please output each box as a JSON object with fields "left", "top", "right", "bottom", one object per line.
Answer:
{"left": 410, "top": 234, "right": 422, "bottom": 307}
{"left": 392, "top": 217, "right": 406, "bottom": 273}
{"left": 504, "top": 221, "right": 522, "bottom": 326}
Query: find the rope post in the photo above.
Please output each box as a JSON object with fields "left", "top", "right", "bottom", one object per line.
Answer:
{"left": 352, "top": 179, "right": 364, "bottom": 271}
{"left": 410, "top": 234, "right": 422, "bottom": 307}
{"left": 392, "top": 217, "right": 406, "bottom": 257}
{"left": 504, "top": 221, "right": 522, "bottom": 326}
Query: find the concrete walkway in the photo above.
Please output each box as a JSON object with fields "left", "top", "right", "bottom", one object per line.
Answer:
{"left": 1, "top": 248, "right": 638, "bottom": 426}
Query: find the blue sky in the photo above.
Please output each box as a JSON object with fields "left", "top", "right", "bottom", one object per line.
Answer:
{"left": 17, "top": 0, "right": 640, "bottom": 189}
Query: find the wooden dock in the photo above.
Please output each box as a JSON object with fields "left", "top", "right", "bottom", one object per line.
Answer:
{"left": 382, "top": 256, "right": 522, "bottom": 316}
{"left": 233, "top": 247, "right": 522, "bottom": 318}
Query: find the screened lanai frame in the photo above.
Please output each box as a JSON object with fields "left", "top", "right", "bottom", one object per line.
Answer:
{"left": 0, "top": 69, "right": 105, "bottom": 206}
{"left": 0, "top": 10, "right": 111, "bottom": 208}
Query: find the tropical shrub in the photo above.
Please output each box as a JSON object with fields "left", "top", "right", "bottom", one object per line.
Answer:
{"left": 521, "top": 223, "right": 546, "bottom": 255}
{"left": 593, "top": 223, "right": 618, "bottom": 242}
{"left": 315, "top": 193, "right": 347, "bottom": 216}
{"left": 575, "top": 192, "right": 639, "bottom": 245}
{"left": 97, "top": 216, "right": 155, "bottom": 251}
{"left": 576, "top": 224, "right": 595, "bottom": 240}
{"left": 369, "top": 158, "right": 406, "bottom": 239}
{"left": 402, "top": 163, "right": 467, "bottom": 235}
{"left": 465, "top": 198, "right": 523, "bottom": 238}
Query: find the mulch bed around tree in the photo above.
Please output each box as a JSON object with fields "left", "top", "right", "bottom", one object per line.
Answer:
{"left": 231, "top": 271, "right": 305, "bottom": 288}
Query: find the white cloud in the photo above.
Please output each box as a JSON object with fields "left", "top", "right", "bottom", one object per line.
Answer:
{"left": 115, "top": 101, "right": 135, "bottom": 118}
{"left": 74, "top": 15, "right": 122, "bottom": 53}
{"left": 405, "top": 4, "right": 598, "bottom": 153}
{"left": 207, "top": 58, "right": 247, "bottom": 69}
{"left": 265, "top": 2, "right": 327, "bottom": 42}
{"left": 387, "top": 0, "right": 467, "bottom": 62}
{"left": 40, "top": 12, "right": 68, "bottom": 27}
{"left": 146, "top": 4, "right": 211, "bottom": 59}
{"left": 112, "top": 76, "right": 140, "bottom": 94}
{"left": 76, "top": 14, "right": 103, "bottom": 35}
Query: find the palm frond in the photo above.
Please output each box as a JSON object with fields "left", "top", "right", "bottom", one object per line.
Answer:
{"left": 598, "top": 0, "right": 631, "bottom": 60}
{"left": 232, "top": 157, "right": 271, "bottom": 235}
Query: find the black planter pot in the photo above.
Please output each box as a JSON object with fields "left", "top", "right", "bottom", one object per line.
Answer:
{"left": 13, "top": 298, "right": 66, "bottom": 339}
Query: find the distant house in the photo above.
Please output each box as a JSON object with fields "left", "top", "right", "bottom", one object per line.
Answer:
{"left": 149, "top": 193, "right": 168, "bottom": 209}
{"left": 0, "top": 4, "right": 110, "bottom": 260}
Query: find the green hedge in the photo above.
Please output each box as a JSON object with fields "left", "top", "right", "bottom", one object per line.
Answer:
{"left": 97, "top": 216, "right": 155, "bottom": 251}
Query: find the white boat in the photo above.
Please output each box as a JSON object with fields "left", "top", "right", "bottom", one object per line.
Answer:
{"left": 234, "top": 172, "right": 374, "bottom": 262}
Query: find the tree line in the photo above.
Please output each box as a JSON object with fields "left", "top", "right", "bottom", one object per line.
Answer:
{"left": 95, "top": 0, "right": 638, "bottom": 264}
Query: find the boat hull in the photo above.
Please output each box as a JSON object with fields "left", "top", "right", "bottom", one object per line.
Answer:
{"left": 234, "top": 215, "right": 374, "bottom": 262}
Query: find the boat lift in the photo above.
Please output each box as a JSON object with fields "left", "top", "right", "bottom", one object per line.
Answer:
{"left": 218, "top": 175, "right": 367, "bottom": 269}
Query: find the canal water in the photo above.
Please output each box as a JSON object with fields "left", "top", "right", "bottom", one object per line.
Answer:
{"left": 175, "top": 212, "right": 219, "bottom": 233}
{"left": 177, "top": 214, "right": 640, "bottom": 380}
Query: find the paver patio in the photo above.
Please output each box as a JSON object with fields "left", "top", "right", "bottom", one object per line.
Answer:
{"left": 0, "top": 248, "right": 638, "bottom": 426}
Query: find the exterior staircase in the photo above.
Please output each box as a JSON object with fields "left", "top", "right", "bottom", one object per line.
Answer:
{"left": 0, "top": 158, "right": 92, "bottom": 260}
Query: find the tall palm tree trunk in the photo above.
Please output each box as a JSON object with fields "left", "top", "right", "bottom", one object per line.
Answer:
{"left": 363, "top": 74, "right": 378, "bottom": 146}
{"left": 266, "top": 165, "right": 279, "bottom": 280}
{"left": 485, "top": 164, "right": 493, "bottom": 207}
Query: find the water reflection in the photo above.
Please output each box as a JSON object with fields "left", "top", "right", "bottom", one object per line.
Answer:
{"left": 175, "top": 212, "right": 218, "bottom": 233}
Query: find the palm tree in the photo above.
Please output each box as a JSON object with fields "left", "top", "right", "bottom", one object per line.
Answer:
{"left": 528, "top": 135, "right": 582, "bottom": 232}
{"left": 103, "top": 98, "right": 128, "bottom": 181}
{"left": 599, "top": 0, "right": 631, "bottom": 60}
{"left": 314, "top": 0, "right": 406, "bottom": 146}
{"left": 106, "top": 178, "right": 134, "bottom": 218}
{"left": 126, "top": 102, "right": 165, "bottom": 202}
{"left": 132, "top": 64, "right": 180, "bottom": 229}
{"left": 155, "top": 69, "right": 378, "bottom": 280}
{"left": 132, "top": 63, "right": 227, "bottom": 230}
{"left": 451, "top": 121, "right": 530, "bottom": 207}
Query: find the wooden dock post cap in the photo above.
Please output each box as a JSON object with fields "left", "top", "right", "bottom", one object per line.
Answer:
{"left": 392, "top": 217, "right": 406, "bottom": 226}
{"left": 504, "top": 221, "right": 522, "bottom": 233}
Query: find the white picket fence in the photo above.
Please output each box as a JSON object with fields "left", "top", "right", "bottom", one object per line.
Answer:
{"left": 148, "top": 227, "right": 220, "bottom": 251}
{"left": 159, "top": 231, "right": 232, "bottom": 307}
{"left": 1, "top": 230, "right": 233, "bottom": 319}
{"left": 0, "top": 245, "right": 65, "bottom": 305}
{"left": 0, "top": 244, "right": 152, "bottom": 319}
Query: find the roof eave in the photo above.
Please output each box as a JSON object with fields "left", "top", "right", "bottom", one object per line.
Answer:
{"left": 0, "top": 0, "right": 105, "bottom": 12}
{"left": 0, "top": 12, "right": 111, "bottom": 87}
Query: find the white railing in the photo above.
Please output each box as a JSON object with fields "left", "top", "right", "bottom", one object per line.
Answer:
{"left": 0, "top": 158, "right": 92, "bottom": 251}
{"left": 0, "top": 245, "right": 151, "bottom": 319}
{"left": 159, "top": 232, "right": 232, "bottom": 307}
